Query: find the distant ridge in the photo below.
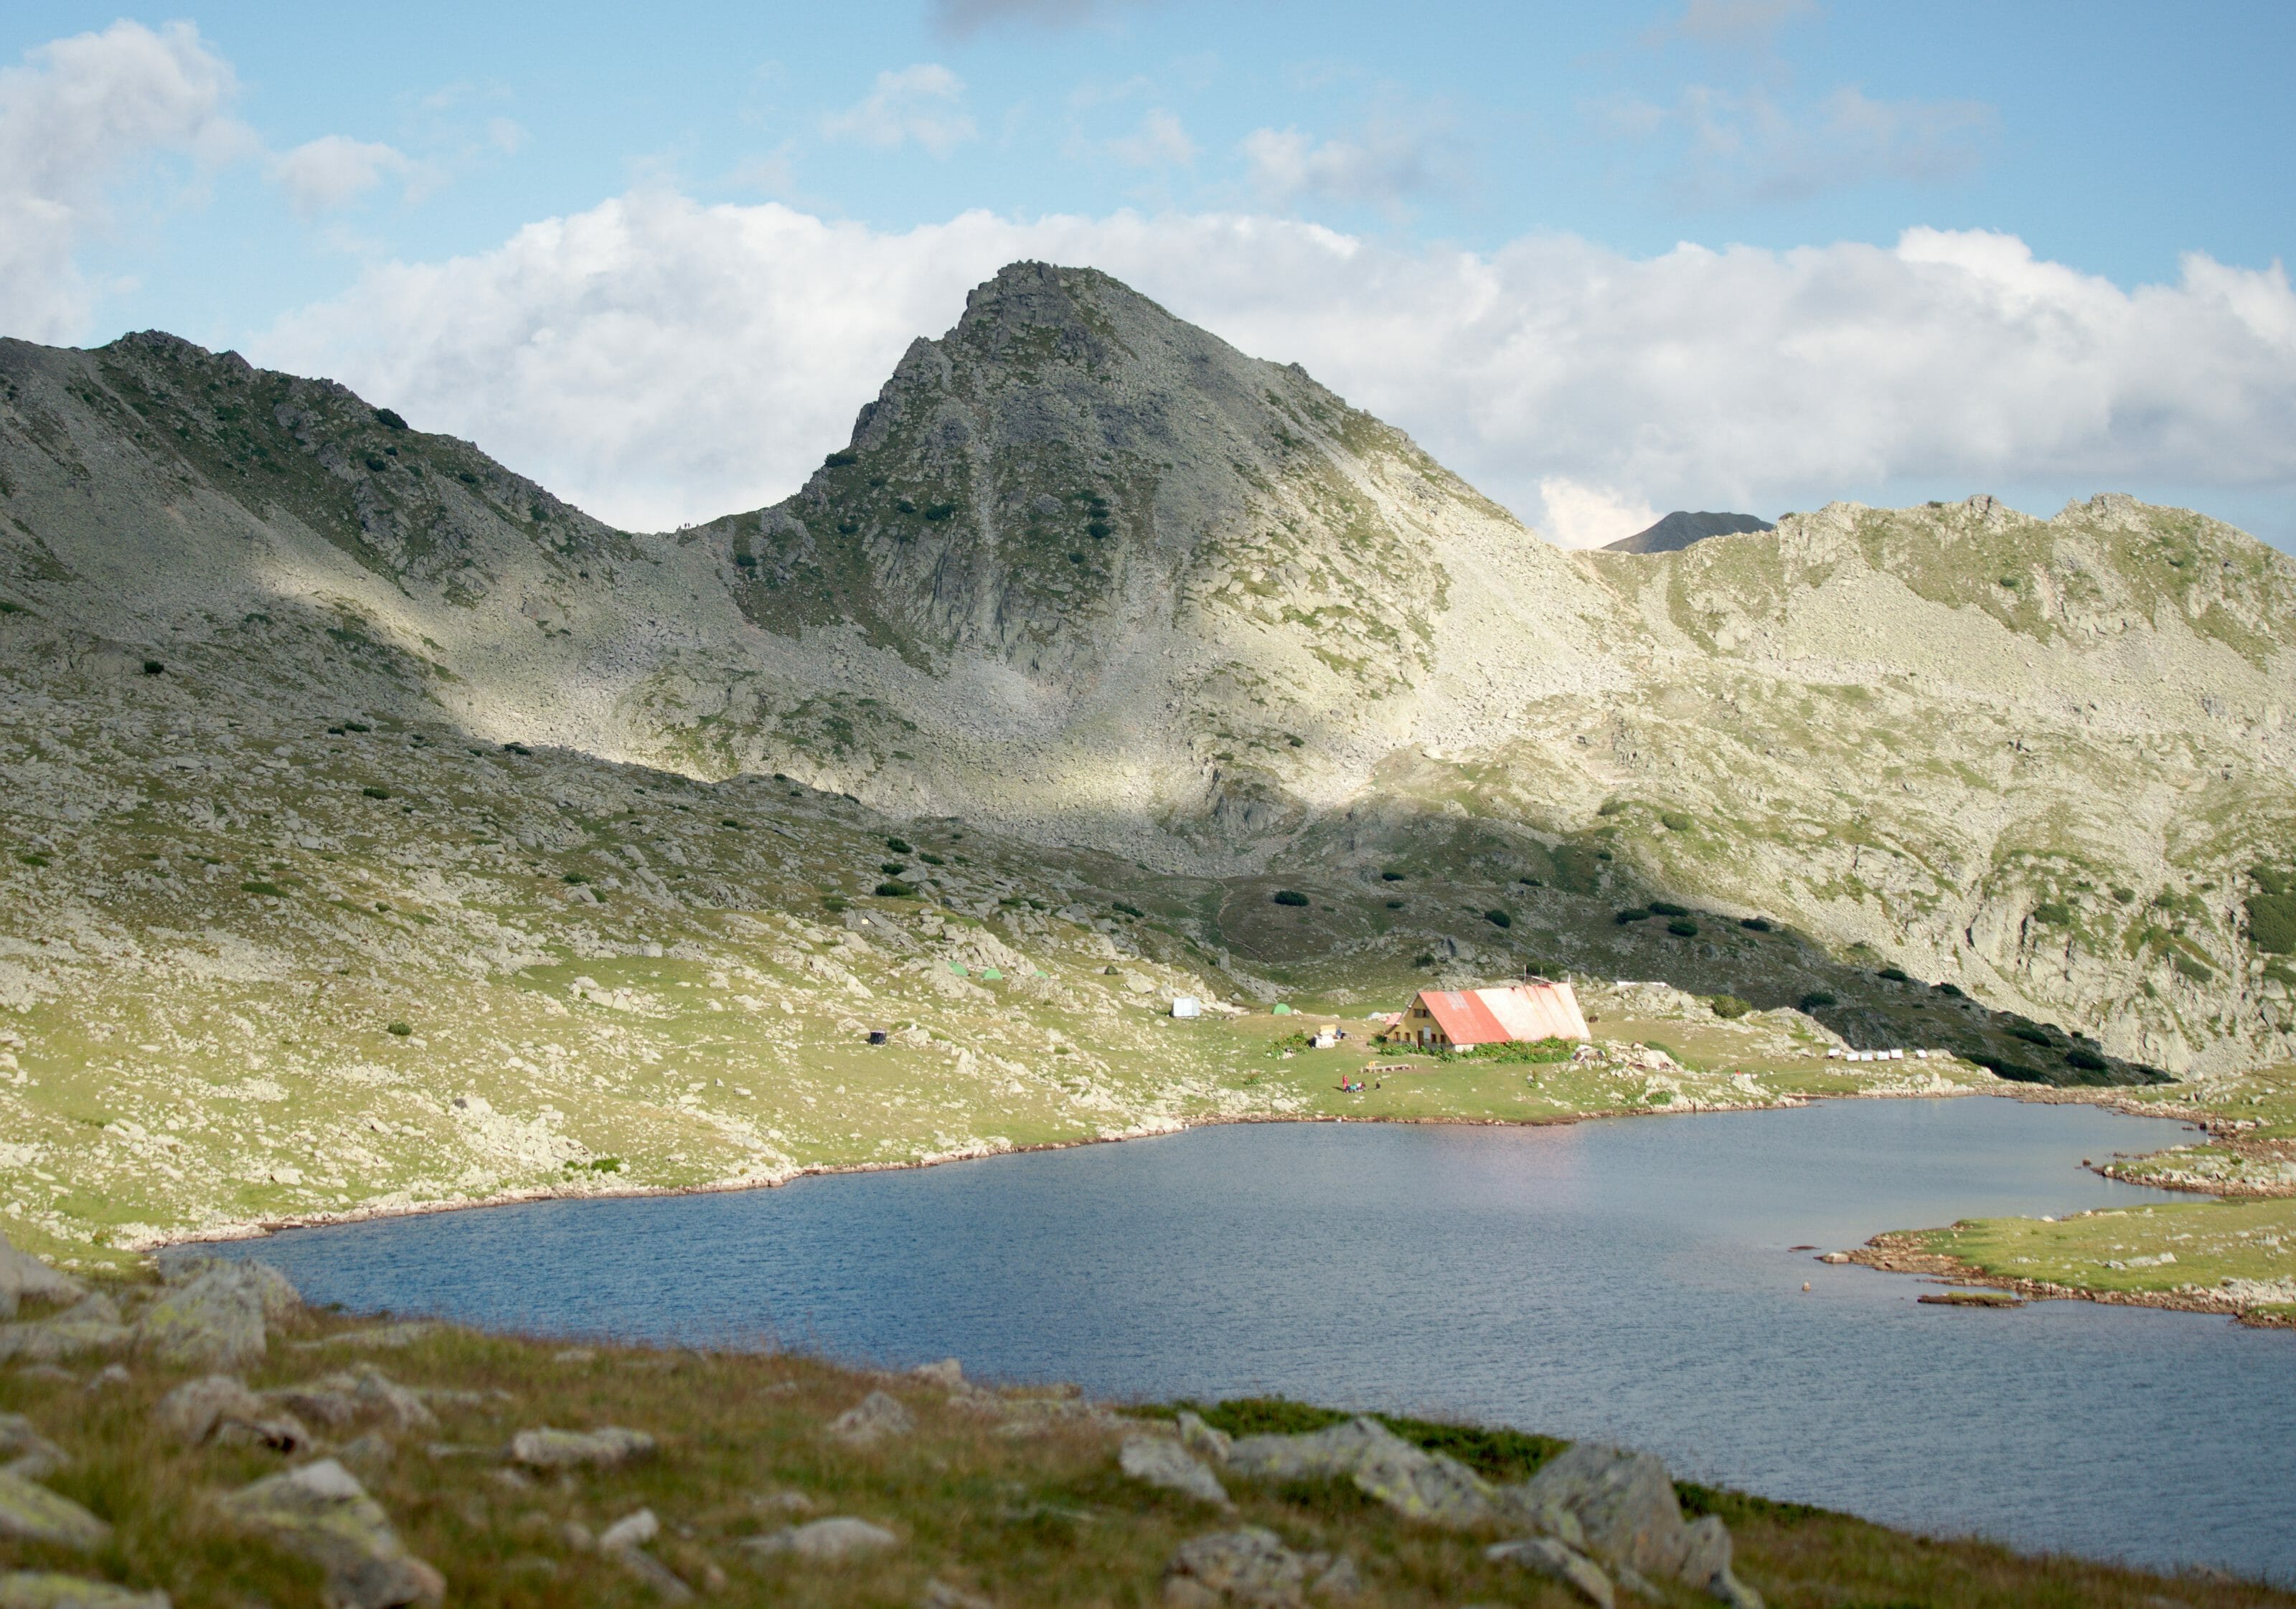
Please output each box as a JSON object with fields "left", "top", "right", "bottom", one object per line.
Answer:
{"left": 1605, "top": 509, "right": 1775, "bottom": 554}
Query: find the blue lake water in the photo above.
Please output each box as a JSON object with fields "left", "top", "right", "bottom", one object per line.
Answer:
{"left": 187, "top": 1096, "right": 2296, "bottom": 1584}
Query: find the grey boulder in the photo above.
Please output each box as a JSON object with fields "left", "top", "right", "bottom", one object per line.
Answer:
{"left": 0, "top": 1237, "right": 83, "bottom": 1321}
{"left": 1162, "top": 1527, "right": 1307, "bottom": 1608}
{"left": 508, "top": 1426, "right": 656, "bottom": 1469}
{"left": 0, "top": 1574, "right": 169, "bottom": 1609}
{"left": 1507, "top": 1443, "right": 1762, "bottom": 1608}
{"left": 217, "top": 1458, "right": 443, "bottom": 1609}
{"left": 0, "top": 1471, "right": 110, "bottom": 1552}
{"left": 155, "top": 1376, "right": 309, "bottom": 1450}
{"left": 1487, "top": 1537, "right": 1614, "bottom": 1609}
{"left": 136, "top": 1268, "right": 273, "bottom": 1371}
{"left": 1120, "top": 1435, "right": 1231, "bottom": 1506}
{"left": 1228, "top": 1416, "right": 1500, "bottom": 1530}
{"left": 0, "top": 1296, "right": 132, "bottom": 1364}
{"left": 267, "top": 1368, "right": 437, "bottom": 1435}
{"left": 0, "top": 1415, "right": 67, "bottom": 1481}
{"left": 743, "top": 1516, "right": 899, "bottom": 1562}
{"left": 827, "top": 1390, "right": 914, "bottom": 1446}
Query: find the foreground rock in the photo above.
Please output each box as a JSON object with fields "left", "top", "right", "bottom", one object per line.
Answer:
{"left": 1121, "top": 1435, "right": 1232, "bottom": 1507}
{"left": 509, "top": 1426, "right": 655, "bottom": 1469}
{"left": 0, "top": 1471, "right": 110, "bottom": 1552}
{"left": 0, "top": 1416, "right": 67, "bottom": 1481}
{"left": 266, "top": 1367, "right": 438, "bottom": 1435}
{"left": 0, "top": 1296, "right": 132, "bottom": 1364}
{"left": 827, "top": 1390, "right": 913, "bottom": 1446}
{"left": 0, "top": 1237, "right": 83, "bottom": 1321}
{"left": 743, "top": 1516, "right": 899, "bottom": 1562}
{"left": 1487, "top": 1537, "right": 1615, "bottom": 1609}
{"left": 1163, "top": 1528, "right": 1308, "bottom": 1608}
{"left": 138, "top": 1263, "right": 296, "bottom": 1371}
{"left": 0, "top": 1574, "right": 168, "bottom": 1609}
{"left": 154, "top": 1376, "right": 311, "bottom": 1451}
{"left": 1510, "top": 1443, "right": 1761, "bottom": 1608}
{"left": 217, "top": 1458, "right": 443, "bottom": 1609}
{"left": 1228, "top": 1416, "right": 1500, "bottom": 1529}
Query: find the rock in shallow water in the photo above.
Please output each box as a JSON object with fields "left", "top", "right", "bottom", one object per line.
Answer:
{"left": 217, "top": 1458, "right": 443, "bottom": 1609}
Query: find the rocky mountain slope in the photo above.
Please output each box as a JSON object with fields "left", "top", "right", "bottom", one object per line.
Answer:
{"left": 5, "top": 262, "right": 2296, "bottom": 1096}
{"left": 1604, "top": 510, "right": 1775, "bottom": 554}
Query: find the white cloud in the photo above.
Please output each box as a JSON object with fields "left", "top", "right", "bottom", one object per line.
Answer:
{"left": 822, "top": 65, "right": 977, "bottom": 158}
{"left": 0, "top": 20, "right": 250, "bottom": 341}
{"left": 1650, "top": 0, "right": 1818, "bottom": 47}
{"left": 1108, "top": 109, "right": 1195, "bottom": 169}
{"left": 1241, "top": 115, "right": 1463, "bottom": 212}
{"left": 1537, "top": 479, "right": 1661, "bottom": 551}
{"left": 269, "top": 135, "right": 415, "bottom": 217}
{"left": 255, "top": 195, "right": 2296, "bottom": 543}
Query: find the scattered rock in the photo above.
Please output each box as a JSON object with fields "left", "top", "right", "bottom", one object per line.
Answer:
{"left": 1307, "top": 1555, "right": 1364, "bottom": 1601}
{"left": 84, "top": 1366, "right": 129, "bottom": 1393}
{"left": 154, "top": 1375, "right": 264, "bottom": 1444}
{"left": 552, "top": 1348, "right": 596, "bottom": 1365}
{"left": 911, "top": 1358, "right": 965, "bottom": 1387}
{"left": 0, "top": 1416, "right": 66, "bottom": 1481}
{"left": 1507, "top": 1443, "right": 1762, "bottom": 1606}
{"left": 268, "top": 1368, "right": 438, "bottom": 1435}
{"left": 922, "top": 1580, "right": 994, "bottom": 1609}
{"left": 611, "top": 1547, "right": 695, "bottom": 1602}
{"left": 217, "top": 1458, "right": 443, "bottom": 1609}
{"left": 136, "top": 1268, "right": 268, "bottom": 1371}
{"left": 0, "top": 1237, "right": 84, "bottom": 1321}
{"left": 0, "top": 1471, "right": 110, "bottom": 1552}
{"left": 0, "top": 1296, "right": 132, "bottom": 1364}
{"left": 1486, "top": 1538, "right": 1614, "bottom": 1609}
{"left": 1177, "top": 1411, "right": 1232, "bottom": 1465}
{"left": 743, "top": 1516, "right": 899, "bottom": 1562}
{"left": 1817, "top": 1252, "right": 1851, "bottom": 1265}
{"left": 308, "top": 1323, "right": 441, "bottom": 1351}
{"left": 1163, "top": 1527, "right": 1307, "bottom": 1608}
{"left": 1228, "top": 1417, "right": 1499, "bottom": 1530}
{"left": 0, "top": 1573, "right": 169, "bottom": 1609}
{"left": 827, "top": 1390, "right": 914, "bottom": 1446}
{"left": 1121, "top": 1435, "right": 1231, "bottom": 1506}
{"left": 508, "top": 1426, "right": 656, "bottom": 1469}
{"left": 598, "top": 1509, "right": 659, "bottom": 1552}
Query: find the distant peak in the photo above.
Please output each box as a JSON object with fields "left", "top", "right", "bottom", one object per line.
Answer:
{"left": 1604, "top": 510, "right": 1775, "bottom": 555}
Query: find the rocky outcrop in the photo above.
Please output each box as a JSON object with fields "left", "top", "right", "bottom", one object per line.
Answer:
{"left": 217, "top": 1460, "right": 443, "bottom": 1609}
{"left": 0, "top": 1471, "right": 110, "bottom": 1552}
{"left": 508, "top": 1426, "right": 655, "bottom": 1469}
{"left": 0, "top": 1237, "right": 83, "bottom": 1321}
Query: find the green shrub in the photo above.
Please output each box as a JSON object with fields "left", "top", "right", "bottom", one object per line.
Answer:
{"left": 821, "top": 895, "right": 848, "bottom": 913}
{"left": 375, "top": 407, "right": 408, "bottom": 430}
{"left": 1596, "top": 798, "right": 1624, "bottom": 816}
{"left": 2246, "top": 893, "right": 2296, "bottom": 953}
{"left": 1112, "top": 902, "right": 1144, "bottom": 918}
{"left": 1086, "top": 519, "right": 1111, "bottom": 539}
{"left": 2064, "top": 1048, "right": 2109, "bottom": 1071}
{"left": 2112, "top": 887, "right": 2136, "bottom": 904}
{"left": 1660, "top": 811, "right": 1693, "bottom": 831}
{"left": 886, "top": 837, "right": 913, "bottom": 854}
{"left": 2175, "top": 953, "right": 2216, "bottom": 982}
{"left": 1380, "top": 870, "right": 1406, "bottom": 882}
{"left": 1647, "top": 900, "right": 1688, "bottom": 917}
{"left": 721, "top": 818, "right": 743, "bottom": 829}
{"left": 1667, "top": 919, "right": 1699, "bottom": 937}
{"left": 919, "top": 852, "right": 944, "bottom": 865}
{"left": 1970, "top": 1052, "right": 2047, "bottom": 1083}
{"left": 0, "top": 600, "right": 21, "bottom": 614}
{"left": 2032, "top": 902, "right": 2074, "bottom": 926}
{"left": 2008, "top": 1024, "right": 2052, "bottom": 1046}
{"left": 1878, "top": 966, "right": 1909, "bottom": 982}
{"left": 141, "top": 659, "right": 165, "bottom": 676}
{"left": 1412, "top": 953, "right": 1435, "bottom": 969}
{"left": 1273, "top": 890, "right": 1309, "bottom": 907}
{"left": 1484, "top": 909, "right": 1512, "bottom": 929}
{"left": 386, "top": 1021, "right": 412, "bottom": 1037}
{"left": 1708, "top": 995, "right": 1752, "bottom": 1019}
{"left": 362, "top": 785, "right": 390, "bottom": 799}
{"left": 364, "top": 456, "right": 389, "bottom": 473}
{"left": 1739, "top": 917, "right": 1772, "bottom": 932}
{"left": 1936, "top": 981, "right": 1965, "bottom": 998}
{"left": 1614, "top": 908, "right": 1650, "bottom": 924}
{"left": 1798, "top": 991, "right": 1836, "bottom": 1011}
{"left": 2254, "top": 866, "right": 2291, "bottom": 897}
{"left": 923, "top": 501, "right": 959, "bottom": 521}
{"left": 733, "top": 552, "right": 758, "bottom": 570}
{"left": 1385, "top": 900, "right": 1403, "bottom": 910}
{"left": 824, "top": 450, "right": 859, "bottom": 467}
{"left": 1519, "top": 876, "right": 1543, "bottom": 887}
{"left": 880, "top": 861, "right": 908, "bottom": 876}
{"left": 875, "top": 880, "right": 917, "bottom": 898}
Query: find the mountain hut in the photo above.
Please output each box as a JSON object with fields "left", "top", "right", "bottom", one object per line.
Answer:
{"left": 1394, "top": 980, "right": 1590, "bottom": 1050}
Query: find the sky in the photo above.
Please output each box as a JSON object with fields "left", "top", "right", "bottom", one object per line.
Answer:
{"left": 4, "top": 1, "right": 2292, "bottom": 547}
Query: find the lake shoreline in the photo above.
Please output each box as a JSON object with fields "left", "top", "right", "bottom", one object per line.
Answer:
{"left": 141, "top": 1077, "right": 2136, "bottom": 1258}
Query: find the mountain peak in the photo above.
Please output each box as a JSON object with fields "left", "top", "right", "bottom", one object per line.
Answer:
{"left": 1604, "top": 509, "right": 1775, "bottom": 554}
